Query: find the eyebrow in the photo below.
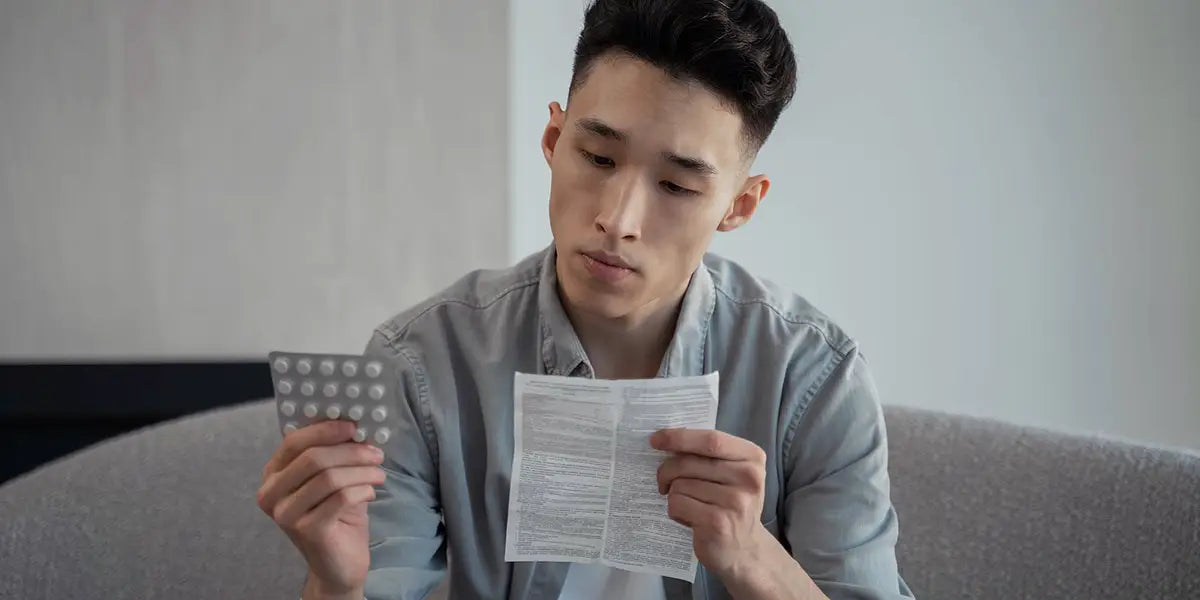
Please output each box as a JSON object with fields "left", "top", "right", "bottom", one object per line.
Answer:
{"left": 662, "top": 151, "right": 718, "bottom": 176}
{"left": 576, "top": 118, "right": 626, "bottom": 142}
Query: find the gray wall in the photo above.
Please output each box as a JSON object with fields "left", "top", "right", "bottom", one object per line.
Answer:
{"left": 510, "top": 1, "right": 1200, "bottom": 448}
{"left": 1, "top": 0, "right": 509, "bottom": 360}
{"left": 3, "top": 0, "right": 1197, "bottom": 449}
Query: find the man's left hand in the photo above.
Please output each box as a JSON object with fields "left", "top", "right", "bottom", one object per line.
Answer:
{"left": 651, "top": 428, "right": 774, "bottom": 579}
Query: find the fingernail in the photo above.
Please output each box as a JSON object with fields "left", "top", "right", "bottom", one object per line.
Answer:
{"left": 371, "top": 445, "right": 384, "bottom": 457}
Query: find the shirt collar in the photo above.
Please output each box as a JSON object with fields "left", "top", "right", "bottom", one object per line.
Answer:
{"left": 537, "top": 244, "right": 716, "bottom": 378}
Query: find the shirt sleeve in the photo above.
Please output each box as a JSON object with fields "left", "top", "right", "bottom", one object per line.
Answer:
{"left": 361, "top": 331, "right": 447, "bottom": 600}
{"left": 780, "top": 346, "right": 916, "bottom": 599}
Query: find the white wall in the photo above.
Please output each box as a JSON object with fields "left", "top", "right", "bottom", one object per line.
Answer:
{"left": 1, "top": 0, "right": 509, "bottom": 360}
{"left": 4, "top": 0, "right": 1196, "bottom": 448}
{"left": 510, "top": 1, "right": 1200, "bottom": 449}
{"left": 509, "top": 0, "right": 591, "bottom": 263}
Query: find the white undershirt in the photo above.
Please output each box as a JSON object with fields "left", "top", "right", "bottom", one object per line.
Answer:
{"left": 557, "top": 564, "right": 667, "bottom": 599}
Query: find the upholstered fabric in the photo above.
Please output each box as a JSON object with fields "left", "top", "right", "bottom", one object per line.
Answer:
{"left": 1, "top": 400, "right": 1197, "bottom": 599}
{"left": 886, "top": 406, "right": 1200, "bottom": 599}
{"left": 0, "top": 400, "right": 304, "bottom": 599}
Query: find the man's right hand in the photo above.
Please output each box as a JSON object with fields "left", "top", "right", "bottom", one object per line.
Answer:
{"left": 258, "top": 419, "right": 387, "bottom": 599}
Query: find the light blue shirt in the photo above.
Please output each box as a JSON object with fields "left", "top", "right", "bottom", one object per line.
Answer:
{"left": 362, "top": 245, "right": 915, "bottom": 599}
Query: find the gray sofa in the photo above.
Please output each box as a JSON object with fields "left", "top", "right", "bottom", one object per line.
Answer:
{"left": 1, "top": 400, "right": 1197, "bottom": 599}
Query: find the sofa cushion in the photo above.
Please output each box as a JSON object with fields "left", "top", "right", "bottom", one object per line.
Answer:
{"left": 0, "top": 400, "right": 305, "bottom": 599}
{"left": 886, "top": 405, "right": 1200, "bottom": 600}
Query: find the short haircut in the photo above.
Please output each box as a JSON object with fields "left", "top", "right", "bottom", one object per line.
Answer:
{"left": 570, "top": 0, "right": 798, "bottom": 150}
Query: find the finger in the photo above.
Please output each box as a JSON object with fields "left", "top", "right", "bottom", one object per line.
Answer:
{"left": 258, "top": 442, "right": 383, "bottom": 514}
{"left": 656, "top": 454, "right": 740, "bottom": 493}
{"left": 650, "top": 428, "right": 765, "bottom": 462}
{"left": 668, "top": 478, "right": 751, "bottom": 514}
{"left": 263, "top": 419, "right": 358, "bottom": 479}
{"left": 273, "top": 466, "right": 386, "bottom": 527}
{"left": 295, "top": 484, "right": 377, "bottom": 532}
{"left": 666, "top": 487, "right": 718, "bottom": 529}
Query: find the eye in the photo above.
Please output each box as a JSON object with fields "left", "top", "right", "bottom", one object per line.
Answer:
{"left": 661, "top": 181, "right": 699, "bottom": 196}
{"left": 580, "top": 150, "right": 615, "bottom": 168}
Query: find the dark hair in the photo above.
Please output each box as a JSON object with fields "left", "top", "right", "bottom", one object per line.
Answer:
{"left": 569, "top": 0, "right": 798, "bottom": 151}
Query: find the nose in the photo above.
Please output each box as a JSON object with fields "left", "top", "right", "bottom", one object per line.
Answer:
{"left": 594, "top": 175, "right": 646, "bottom": 240}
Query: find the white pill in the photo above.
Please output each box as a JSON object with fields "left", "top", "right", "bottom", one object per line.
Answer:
{"left": 272, "top": 357, "right": 290, "bottom": 374}
{"left": 347, "top": 405, "right": 364, "bottom": 421}
{"left": 283, "top": 422, "right": 298, "bottom": 435}
{"left": 296, "top": 358, "right": 312, "bottom": 375}
{"left": 369, "top": 384, "right": 386, "bottom": 400}
{"left": 325, "top": 404, "right": 341, "bottom": 419}
{"left": 303, "top": 402, "right": 319, "bottom": 418}
{"left": 371, "top": 406, "right": 387, "bottom": 422}
{"left": 373, "top": 428, "right": 391, "bottom": 444}
{"left": 341, "top": 360, "right": 359, "bottom": 377}
{"left": 323, "top": 382, "right": 339, "bottom": 397}
{"left": 276, "top": 379, "right": 293, "bottom": 395}
{"left": 353, "top": 427, "right": 367, "bottom": 443}
{"left": 365, "top": 361, "right": 383, "bottom": 378}
{"left": 279, "top": 400, "right": 296, "bottom": 416}
{"left": 319, "top": 359, "right": 336, "bottom": 376}
{"left": 345, "top": 383, "right": 361, "bottom": 399}
{"left": 300, "top": 381, "right": 315, "bottom": 396}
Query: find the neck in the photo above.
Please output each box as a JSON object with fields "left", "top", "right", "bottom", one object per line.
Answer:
{"left": 561, "top": 286, "right": 688, "bottom": 380}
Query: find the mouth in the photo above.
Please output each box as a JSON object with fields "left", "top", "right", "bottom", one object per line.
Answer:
{"left": 581, "top": 250, "right": 635, "bottom": 271}
{"left": 579, "top": 250, "right": 637, "bottom": 284}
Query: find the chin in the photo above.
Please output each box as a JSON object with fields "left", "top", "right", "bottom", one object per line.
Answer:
{"left": 560, "top": 269, "right": 639, "bottom": 319}
{"left": 566, "top": 283, "right": 632, "bottom": 317}
{"left": 577, "top": 294, "right": 636, "bottom": 320}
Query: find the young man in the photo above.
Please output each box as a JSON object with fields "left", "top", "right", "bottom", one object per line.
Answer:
{"left": 258, "top": 1, "right": 915, "bottom": 598}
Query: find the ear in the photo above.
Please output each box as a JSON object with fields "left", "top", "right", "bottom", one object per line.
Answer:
{"left": 541, "top": 101, "right": 567, "bottom": 168}
{"left": 717, "top": 175, "right": 770, "bottom": 232}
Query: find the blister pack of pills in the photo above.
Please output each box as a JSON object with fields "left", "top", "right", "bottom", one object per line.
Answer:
{"left": 267, "top": 351, "right": 397, "bottom": 451}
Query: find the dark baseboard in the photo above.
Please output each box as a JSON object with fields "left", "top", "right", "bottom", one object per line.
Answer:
{"left": 0, "top": 361, "right": 274, "bottom": 485}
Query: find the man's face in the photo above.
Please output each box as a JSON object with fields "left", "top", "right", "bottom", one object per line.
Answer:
{"left": 542, "top": 52, "right": 768, "bottom": 322}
